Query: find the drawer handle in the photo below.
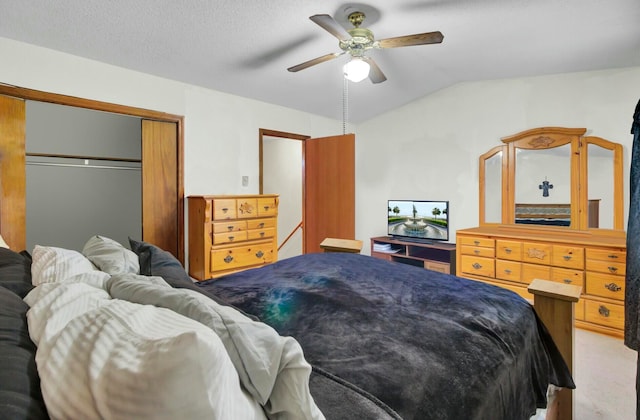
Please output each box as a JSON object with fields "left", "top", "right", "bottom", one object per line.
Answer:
{"left": 258, "top": 222, "right": 265, "bottom": 228}
{"left": 224, "top": 255, "right": 234, "bottom": 264}
{"left": 604, "top": 282, "right": 621, "bottom": 292}
{"left": 264, "top": 206, "right": 270, "bottom": 211}
{"left": 256, "top": 250, "right": 264, "bottom": 258}
{"left": 474, "top": 240, "right": 480, "bottom": 245}
{"left": 607, "top": 254, "right": 619, "bottom": 259}
{"left": 563, "top": 279, "right": 573, "bottom": 284}
{"left": 607, "top": 266, "right": 618, "bottom": 273}
{"left": 504, "top": 269, "right": 511, "bottom": 275}
{"left": 228, "top": 235, "right": 235, "bottom": 241}
{"left": 474, "top": 249, "right": 480, "bottom": 254}
{"left": 504, "top": 248, "right": 512, "bottom": 254}
{"left": 563, "top": 255, "right": 572, "bottom": 261}
{"left": 222, "top": 207, "right": 229, "bottom": 213}
{"left": 260, "top": 232, "right": 265, "bottom": 237}
{"left": 472, "top": 262, "right": 482, "bottom": 269}
{"left": 227, "top": 225, "right": 234, "bottom": 231}
{"left": 598, "top": 305, "right": 610, "bottom": 317}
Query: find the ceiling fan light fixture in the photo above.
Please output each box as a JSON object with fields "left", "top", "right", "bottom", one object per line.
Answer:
{"left": 343, "top": 58, "right": 370, "bottom": 82}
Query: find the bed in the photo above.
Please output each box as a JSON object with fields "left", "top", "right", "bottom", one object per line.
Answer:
{"left": 0, "top": 235, "right": 574, "bottom": 420}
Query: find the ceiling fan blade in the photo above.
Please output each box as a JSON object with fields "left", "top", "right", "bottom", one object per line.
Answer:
{"left": 309, "top": 14, "right": 351, "bottom": 41}
{"left": 377, "top": 31, "right": 444, "bottom": 48}
{"left": 364, "top": 57, "right": 387, "bottom": 84}
{"left": 287, "top": 52, "right": 344, "bottom": 72}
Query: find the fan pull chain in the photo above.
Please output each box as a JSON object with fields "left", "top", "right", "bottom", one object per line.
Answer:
{"left": 342, "top": 75, "right": 348, "bottom": 134}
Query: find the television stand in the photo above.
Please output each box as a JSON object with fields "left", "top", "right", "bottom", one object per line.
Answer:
{"left": 370, "top": 236, "right": 456, "bottom": 275}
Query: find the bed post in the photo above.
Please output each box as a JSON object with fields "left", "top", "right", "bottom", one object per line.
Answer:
{"left": 528, "top": 279, "right": 582, "bottom": 420}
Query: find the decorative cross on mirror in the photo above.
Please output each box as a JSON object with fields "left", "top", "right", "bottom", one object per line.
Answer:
{"left": 539, "top": 178, "right": 553, "bottom": 197}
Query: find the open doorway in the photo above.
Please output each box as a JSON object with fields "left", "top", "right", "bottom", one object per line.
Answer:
{"left": 259, "top": 129, "right": 308, "bottom": 260}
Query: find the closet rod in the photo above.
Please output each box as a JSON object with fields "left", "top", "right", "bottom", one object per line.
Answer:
{"left": 26, "top": 152, "right": 141, "bottom": 163}
{"left": 26, "top": 161, "right": 141, "bottom": 171}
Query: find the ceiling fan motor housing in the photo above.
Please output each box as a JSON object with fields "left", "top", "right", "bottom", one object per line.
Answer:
{"left": 340, "top": 27, "right": 374, "bottom": 55}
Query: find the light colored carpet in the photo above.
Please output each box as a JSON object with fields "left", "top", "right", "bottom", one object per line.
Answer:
{"left": 575, "top": 329, "right": 636, "bottom": 419}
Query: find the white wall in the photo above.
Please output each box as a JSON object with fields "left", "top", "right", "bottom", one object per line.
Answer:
{"left": 356, "top": 67, "right": 640, "bottom": 254}
{"left": 0, "top": 37, "right": 342, "bottom": 191}
{"left": 0, "top": 37, "right": 342, "bottom": 249}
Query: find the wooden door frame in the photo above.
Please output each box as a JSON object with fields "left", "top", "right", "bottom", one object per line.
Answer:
{"left": 0, "top": 84, "right": 185, "bottom": 261}
{"left": 259, "top": 129, "right": 309, "bottom": 253}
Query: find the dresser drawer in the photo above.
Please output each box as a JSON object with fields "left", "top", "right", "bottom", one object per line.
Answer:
{"left": 213, "top": 231, "right": 248, "bottom": 245}
{"left": 213, "top": 220, "right": 246, "bottom": 233}
{"left": 585, "top": 259, "right": 626, "bottom": 276}
{"left": 585, "top": 272, "right": 625, "bottom": 300}
{"left": 522, "top": 242, "right": 552, "bottom": 265}
{"left": 460, "top": 255, "right": 495, "bottom": 277}
{"left": 459, "top": 236, "right": 494, "bottom": 248}
{"left": 521, "top": 263, "right": 551, "bottom": 284}
{"left": 496, "top": 240, "right": 522, "bottom": 261}
{"left": 584, "top": 300, "right": 624, "bottom": 330}
{"left": 551, "top": 245, "right": 584, "bottom": 269}
{"left": 586, "top": 248, "right": 626, "bottom": 264}
{"left": 257, "top": 197, "right": 278, "bottom": 216}
{"left": 460, "top": 245, "right": 495, "bottom": 258}
{"left": 237, "top": 198, "right": 259, "bottom": 218}
{"left": 495, "top": 259, "right": 521, "bottom": 282}
{"left": 247, "top": 227, "right": 275, "bottom": 240}
{"left": 550, "top": 267, "right": 584, "bottom": 287}
{"left": 247, "top": 217, "right": 276, "bottom": 230}
{"left": 210, "top": 241, "right": 274, "bottom": 272}
{"left": 212, "top": 198, "right": 237, "bottom": 220}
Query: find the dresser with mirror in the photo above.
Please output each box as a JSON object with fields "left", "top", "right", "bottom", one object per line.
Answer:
{"left": 456, "top": 127, "right": 626, "bottom": 337}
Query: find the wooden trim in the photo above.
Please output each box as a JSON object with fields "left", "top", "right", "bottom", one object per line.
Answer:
{"left": 0, "top": 84, "right": 182, "bottom": 122}
{"left": 0, "top": 95, "right": 26, "bottom": 250}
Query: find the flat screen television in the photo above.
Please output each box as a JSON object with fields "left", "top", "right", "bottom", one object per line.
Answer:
{"left": 387, "top": 200, "right": 449, "bottom": 242}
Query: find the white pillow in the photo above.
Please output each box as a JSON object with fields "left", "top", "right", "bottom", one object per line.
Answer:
{"left": 35, "top": 299, "right": 266, "bottom": 420}
{"left": 31, "top": 245, "right": 97, "bottom": 286}
{"left": 82, "top": 235, "right": 139, "bottom": 275}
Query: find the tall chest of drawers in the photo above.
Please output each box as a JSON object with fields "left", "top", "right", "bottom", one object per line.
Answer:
{"left": 456, "top": 226, "right": 626, "bottom": 338}
{"left": 188, "top": 194, "right": 279, "bottom": 280}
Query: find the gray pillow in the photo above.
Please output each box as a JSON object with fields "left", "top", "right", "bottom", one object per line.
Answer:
{"left": 83, "top": 235, "right": 139, "bottom": 275}
{"left": 0, "top": 248, "right": 33, "bottom": 298}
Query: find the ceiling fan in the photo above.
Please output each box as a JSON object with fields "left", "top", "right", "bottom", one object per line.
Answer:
{"left": 287, "top": 11, "right": 444, "bottom": 83}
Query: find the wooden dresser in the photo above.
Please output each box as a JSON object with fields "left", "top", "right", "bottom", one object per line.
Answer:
{"left": 456, "top": 226, "right": 626, "bottom": 337}
{"left": 188, "top": 194, "right": 278, "bottom": 280}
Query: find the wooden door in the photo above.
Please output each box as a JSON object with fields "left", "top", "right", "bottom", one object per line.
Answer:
{"left": 142, "top": 119, "right": 181, "bottom": 259}
{"left": 304, "top": 134, "right": 355, "bottom": 253}
{"left": 0, "top": 95, "right": 26, "bottom": 250}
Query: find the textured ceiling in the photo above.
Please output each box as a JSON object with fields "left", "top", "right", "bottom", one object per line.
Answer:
{"left": 1, "top": 0, "right": 639, "bottom": 123}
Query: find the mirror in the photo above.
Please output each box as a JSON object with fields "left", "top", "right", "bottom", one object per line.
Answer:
{"left": 587, "top": 143, "right": 613, "bottom": 229}
{"left": 479, "top": 127, "right": 624, "bottom": 231}
{"left": 514, "top": 144, "right": 572, "bottom": 227}
{"left": 481, "top": 148, "right": 503, "bottom": 224}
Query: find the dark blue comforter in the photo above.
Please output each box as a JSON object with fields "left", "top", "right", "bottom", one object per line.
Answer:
{"left": 198, "top": 253, "right": 574, "bottom": 420}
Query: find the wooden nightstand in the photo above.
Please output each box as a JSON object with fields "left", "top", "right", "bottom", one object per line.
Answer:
{"left": 320, "top": 238, "right": 363, "bottom": 253}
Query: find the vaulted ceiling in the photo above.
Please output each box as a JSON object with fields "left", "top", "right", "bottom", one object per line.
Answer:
{"left": 1, "top": 0, "right": 639, "bottom": 123}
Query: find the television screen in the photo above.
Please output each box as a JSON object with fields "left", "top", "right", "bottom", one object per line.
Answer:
{"left": 388, "top": 200, "right": 449, "bottom": 242}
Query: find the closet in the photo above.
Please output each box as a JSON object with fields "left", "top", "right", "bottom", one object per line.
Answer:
{"left": 0, "top": 86, "right": 184, "bottom": 261}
